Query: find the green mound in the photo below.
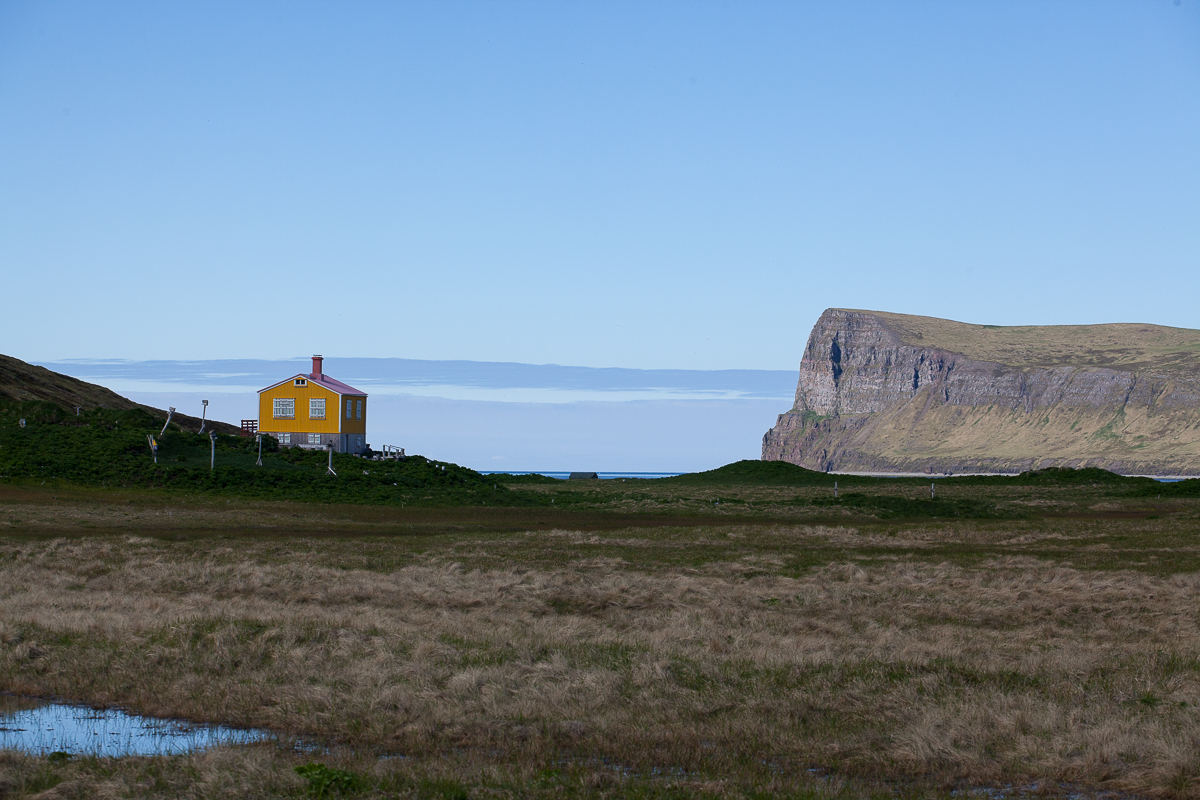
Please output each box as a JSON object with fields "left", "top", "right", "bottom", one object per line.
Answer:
{"left": 1012, "top": 467, "right": 1138, "bottom": 485}
{"left": 660, "top": 459, "right": 835, "bottom": 486}
{"left": 673, "top": 461, "right": 1159, "bottom": 494}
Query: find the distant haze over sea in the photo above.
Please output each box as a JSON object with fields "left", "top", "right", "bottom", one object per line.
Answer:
{"left": 39, "top": 358, "right": 796, "bottom": 473}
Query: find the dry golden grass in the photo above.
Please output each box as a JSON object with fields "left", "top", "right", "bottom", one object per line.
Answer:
{"left": 2, "top": 502, "right": 1200, "bottom": 798}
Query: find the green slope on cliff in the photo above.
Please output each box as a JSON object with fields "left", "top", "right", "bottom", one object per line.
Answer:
{"left": 847, "top": 309, "right": 1200, "bottom": 374}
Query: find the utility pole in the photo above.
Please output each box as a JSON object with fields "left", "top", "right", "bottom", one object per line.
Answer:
{"left": 199, "top": 400, "right": 209, "bottom": 434}
{"left": 255, "top": 433, "right": 263, "bottom": 467}
{"left": 210, "top": 431, "right": 217, "bottom": 471}
{"left": 160, "top": 407, "right": 175, "bottom": 436}
{"left": 326, "top": 442, "right": 337, "bottom": 476}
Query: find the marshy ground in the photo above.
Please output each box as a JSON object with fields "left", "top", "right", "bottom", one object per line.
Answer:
{"left": 2, "top": 478, "right": 1200, "bottom": 799}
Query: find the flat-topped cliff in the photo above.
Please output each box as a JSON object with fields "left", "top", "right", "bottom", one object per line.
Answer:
{"left": 762, "top": 309, "right": 1200, "bottom": 475}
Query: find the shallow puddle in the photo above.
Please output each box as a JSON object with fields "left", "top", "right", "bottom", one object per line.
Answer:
{"left": 0, "top": 694, "right": 273, "bottom": 757}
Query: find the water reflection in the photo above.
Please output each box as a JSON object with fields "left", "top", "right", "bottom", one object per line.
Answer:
{"left": 0, "top": 694, "right": 271, "bottom": 757}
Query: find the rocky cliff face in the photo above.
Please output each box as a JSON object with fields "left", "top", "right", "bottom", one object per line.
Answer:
{"left": 762, "top": 310, "right": 1200, "bottom": 475}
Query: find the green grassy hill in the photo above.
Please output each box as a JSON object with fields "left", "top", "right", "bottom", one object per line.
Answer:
{"left": 0, "top": 353, "right": 236, "bottom": 434}
{"left": 0, "top": 354, "right": 142, "bottom": 409}
{"left": 0, "top": 355, "right": 520, "bottom": 506}
{"left": 0, "top": 403, "right": 524, "bottom": 506}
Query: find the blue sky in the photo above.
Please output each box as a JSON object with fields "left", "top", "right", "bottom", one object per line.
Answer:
{"left": 3, "top": 1, "right": 1197, "bottom": 371}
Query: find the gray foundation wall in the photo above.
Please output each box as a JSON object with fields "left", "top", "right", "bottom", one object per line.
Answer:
{"left": 261, "top": 431, "right": 368, "bottom": 455}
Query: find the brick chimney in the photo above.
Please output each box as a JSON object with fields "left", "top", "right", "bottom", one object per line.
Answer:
{"left": 312, "top": 355, "right": 323, "bottom": 377}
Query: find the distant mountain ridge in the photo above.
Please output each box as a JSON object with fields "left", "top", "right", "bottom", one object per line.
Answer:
{"left": 762, "top": 309, "right": 1200, "bottom": 476}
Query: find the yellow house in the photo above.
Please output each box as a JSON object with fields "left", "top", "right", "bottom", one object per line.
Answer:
{"left": 258, "top": 355, "right": 368, "bottom": 455}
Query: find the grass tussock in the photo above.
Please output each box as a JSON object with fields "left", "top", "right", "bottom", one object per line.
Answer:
{"left": 3, "top": 514, "right": 1200, "bottom": 798}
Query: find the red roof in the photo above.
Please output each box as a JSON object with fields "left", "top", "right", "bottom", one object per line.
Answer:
{"left": 308, "top": 373, "right": 366, "bottom": 395}
{"left": 258, "top": 373, "right": 367, "bottom": 396}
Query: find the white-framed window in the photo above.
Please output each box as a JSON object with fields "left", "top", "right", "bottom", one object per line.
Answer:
{"left": 356, "top": 399, "right": 362, "bottom": 419}
{"left": 273, "top": 398, "right": 295, "bottom": 419}
{"left": 346, "top": 399, "right": 352, "bottom": 419}
{"left": 309, "top": 398, "right": 326, "bottom": 419}
{"left": 277, "top": 433, "right": 291, "bottom": 445}
{"left": 308, "top": 433, "right": 322, "bottom": 445}
{"left": 294, "top": 378, "right": 307, "bottom": 387}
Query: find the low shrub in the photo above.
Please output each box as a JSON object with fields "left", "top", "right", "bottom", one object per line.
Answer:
{"left": 295, "top": 763, "right": 363, "bottom": 797}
